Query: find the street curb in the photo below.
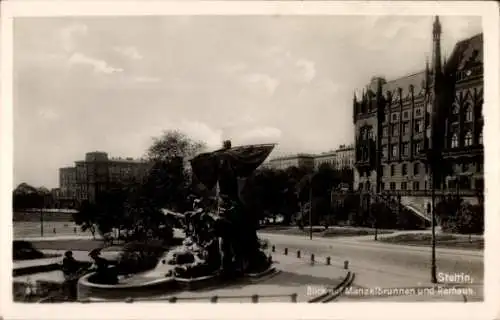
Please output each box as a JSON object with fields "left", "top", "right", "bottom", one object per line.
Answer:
{"left": 322, "top": 272, "right": 356, "bottom": 302}
{"left": 308, "top": 271, "right": 352, "bottom": 303}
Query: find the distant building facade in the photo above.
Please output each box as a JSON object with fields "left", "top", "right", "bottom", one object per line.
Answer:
{"left": 314, "top": 152, "right": 337, "bottom": 170}
{"left": 333, "top": 144, "right": 355, "bottom": 169}
{"left": 268, "top": 154, "right": 316, "bottom": 171}
{"left": 58, "top": 151, "right": 151, "bottom": 205}
{"left": 352, "top": 17, "right": 483, "bottom": 210}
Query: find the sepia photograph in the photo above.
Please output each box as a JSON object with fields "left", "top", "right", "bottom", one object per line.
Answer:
{"left": 1, "top": 1, "right": 499, "bottom": 320}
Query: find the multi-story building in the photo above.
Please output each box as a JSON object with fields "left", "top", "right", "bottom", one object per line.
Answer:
{"left": 314, "top": 151, "right": 337, "bottom": 170}
{"left": 268, "top": 154, "right": 316, "bottom": 171}
{"left": 352, "top": 17, "right": 483, "bottom": 215}
{"left": 334, "top": 144, "right": 355, "bottom": 169}
{"left": 58, "top": 152, "right": 151, "bottom": 204}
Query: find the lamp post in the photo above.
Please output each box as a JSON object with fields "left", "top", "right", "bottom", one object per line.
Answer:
{"left": 429, "top": 163, "right": 437, "bottom": 284}
{"left": 309, "top": 174, "right": 313, "bottom": 240}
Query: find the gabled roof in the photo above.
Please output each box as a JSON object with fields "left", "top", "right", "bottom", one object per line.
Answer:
{"left": 448, "top": 33, "right": 483, "bottom": 72}
{"left": 383, "top": 71, "right": 427, "bottom": 101}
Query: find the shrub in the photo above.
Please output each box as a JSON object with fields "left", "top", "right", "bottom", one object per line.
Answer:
{"left": 13, "top": 241, "right": 45, "bottom": 260}
{"left": 454, "top": 203, "right": 484, "bottom": 234}
{"left": 116, "top": 240, "right": 166, "bottom": 275}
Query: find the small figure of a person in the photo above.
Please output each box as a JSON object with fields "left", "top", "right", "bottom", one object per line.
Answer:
{"left": 88, "top": 249, "right": 118, "bottom": 285}
{"left": 62, "top": 251, "right": 81, "bottom": 300}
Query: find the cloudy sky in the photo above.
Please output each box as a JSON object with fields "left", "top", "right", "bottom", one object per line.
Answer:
{"left": 13, "top": 15, "right": 482, "bottom": 188}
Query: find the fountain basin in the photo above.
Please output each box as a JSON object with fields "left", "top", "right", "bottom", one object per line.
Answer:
{"left": 77, "top": 273, "right": 176, "bottom": 301}
{"left": 77, "top": 265, "right": 277, "bottom": 301}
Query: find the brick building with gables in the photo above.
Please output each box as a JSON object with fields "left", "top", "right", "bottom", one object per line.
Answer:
{"left": 352, "top": 17, "right": 483, "bottom": 217}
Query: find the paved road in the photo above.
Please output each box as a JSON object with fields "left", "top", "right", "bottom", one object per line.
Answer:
{"left": 260, "top": 232, "right": 483, "bottom": 301}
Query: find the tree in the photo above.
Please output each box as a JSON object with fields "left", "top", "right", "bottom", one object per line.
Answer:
{"left": 146, "top": 130, "right": 206, "bottom": 161}
{"left": 72, "top": 200, "right": 98, "bottom": 239}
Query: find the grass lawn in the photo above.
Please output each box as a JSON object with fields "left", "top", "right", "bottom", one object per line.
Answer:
{"left": 380, "top": 233, "right": 484, "bottom": 250}
{"left": 259, "top": 225, "right": 393, "bottom": 238}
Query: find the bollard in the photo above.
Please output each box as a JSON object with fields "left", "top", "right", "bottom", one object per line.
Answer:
{"left": 284, "top": 248, "right": 288, "bottom": 255}
{"left": 210, "top": 296, "right": 218, "bottom": 303}
{"left": 125, "top": 297, "right": 134, "bottom": 303}
{"left": 326, "top": 257, "right": 331, "bottom": 265}
{"left": 344, "top": 260, "right": 349, "bottom": 270}
{"left": 169, "top": 297, "right": 177, "bottom": 303}
{"left": 310, "top": 254, "right": 315, "bottom": 265}
{"left": 290, "top": 293, "right": 298, "bottom": 303}
{"left": 251, "top": 294, "right": 259, "bottom": 303}
{"left": 272, "top": 245, "right": 275, "bottom": 252}
{"left": 297, "top": 250, "right": 301, "bottom": 258}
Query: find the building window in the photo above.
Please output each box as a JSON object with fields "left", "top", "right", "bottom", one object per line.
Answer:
{"left": 402, "top": 143, "right": 409, "bottom": 157}
{"left": 383, "top": 126, "right": 388, "bottom": 137}
{"left": 391, "top": 144, "right": 398, "bottom": 158}
{"left": 403, "top": 111, "right": 409, "bottom": 119}
{"left": 452, "top": 104, "right": 459, "bottom": 114}
{"left": 368, "top": 128, "right": 374, "bottom": 139}
{"left": 413, "top": 163, "right": 420, "bottom": 175}
{"left": 402, "top": 164, "right": 408, "bottom": 176}
{"left": 403, "top": 122, "right": 410, "bottom": 134}
{"left": 415, "top": 120, "right": 422, "bottom": 133}
{"left": 451, "top": 133, "right": 459, "bottom": 148}
{"left": 415, "top": 108, "right": 422, "bottom": 116}
{"left": 413, "top": 181, "right": 420, "bottom": 191}
{"left": 382, "top": 145, "right": 388, "bottom": 158}
{"left": 401, "top": 182, "right": 407, "bottom": 190}
{"left": 392, "top": 113, "right": 398, "bottom": 121}
{"left": 390, "top": 164, "right": 395, "bottom": 176}
{"left": 465, "top": 105, "right": 473, "bottom": 122}
{"left": 390, "top": 182, "right": 396, "bottom": 190}
{"left": 464, "top": 131, "right": 473, "bottom": 146}
{"left": 392, "top": 124, "right": 399, "bottom": 136}
{"left": 414, "top": 141, "right": 422, "bottom": 154}
{"left": 384, "top": 113, "right": 389, "bottom": 122}
{"left": 478, "top": 131, "right": 483, "bottom": 145}
{"left": 358, "top": 182, "right": 363, "bottom": 191}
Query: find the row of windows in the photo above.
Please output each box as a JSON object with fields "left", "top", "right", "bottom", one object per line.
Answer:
{"left": 382, "top": 142, "right": 423, "bottom": 159}
{"left": 450, "top": 130, "right": 482, "bottom": 148}
{"left": 384, "top": 108, "right": 423, "bottom": 123}
{"left": 382, "top": 120, "right": 425, "bottom": 137}
{"left": 451, "top": 103, "right": 479, "bottom": 122}
{"left": 359, "top": 181, "right": 425, "bottom": 191}
{"left": 384, "top": 162, "right": 425, "bottom": 177}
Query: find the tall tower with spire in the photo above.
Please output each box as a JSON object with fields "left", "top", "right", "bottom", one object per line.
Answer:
{"left": 428, "top": 15, "right": 443, "bottom": 189}
{"left": 432, "top": 16, "right": 442, "bottom": 80}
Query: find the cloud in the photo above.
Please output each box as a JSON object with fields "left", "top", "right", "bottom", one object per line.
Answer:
{"left": 68, "top": 52, "right": 124, "bottom": 74}
{"left": 296, "top": 59, "right": 317, "bottom": 83}
{"left": 113, "top": 46, "right": 143, "bottom": 60}
{"left": 178, "top": 120, "right": 223, "bottom": 150}
{"left": 239, "top": 126, "right": 282, "bottom": 144}
{"left": 244, "top": 73, "right": 280, "bottom": 95}
{"left": 60, "top": 23, "right": 88, "bottom": 53}
{"left": 134, "top": 76, "right": 162, "bottom": 83}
